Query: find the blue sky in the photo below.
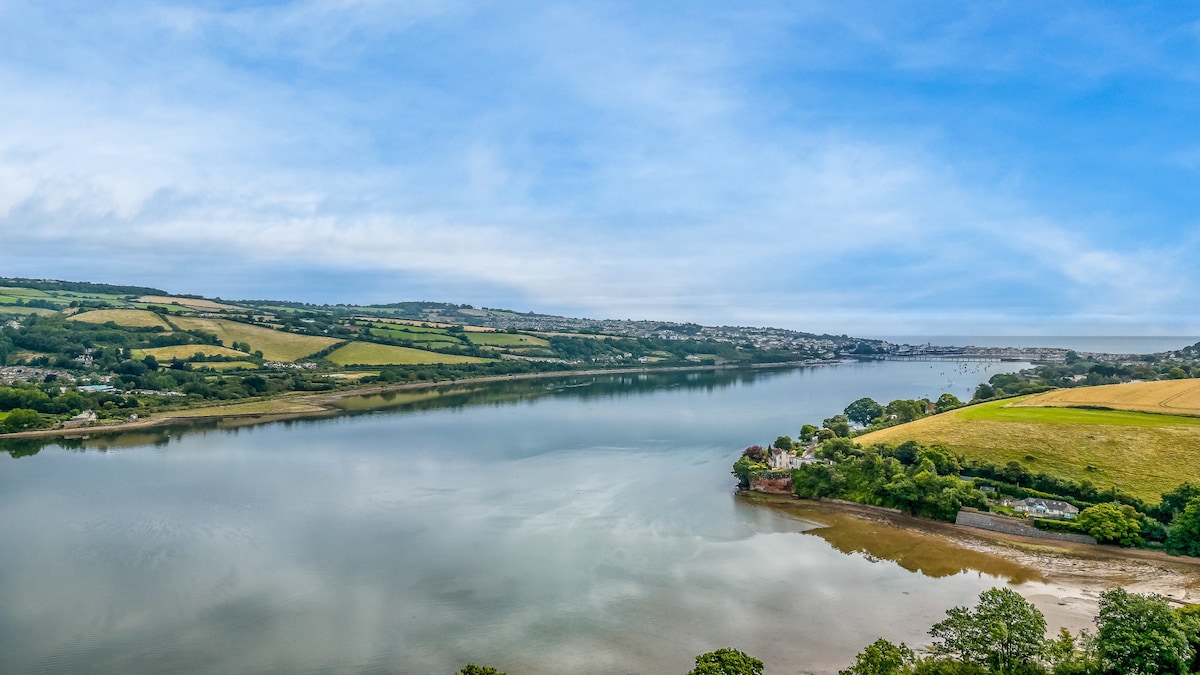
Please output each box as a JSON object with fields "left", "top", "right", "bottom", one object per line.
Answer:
{"left": 2, "top": 1, "right": 1198, "bottom": 335}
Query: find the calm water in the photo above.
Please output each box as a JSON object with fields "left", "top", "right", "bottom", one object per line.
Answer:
{"left": 1, "top": 361, "right": 1034, "bottom": 675}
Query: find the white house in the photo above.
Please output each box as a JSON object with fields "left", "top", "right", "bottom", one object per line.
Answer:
{"left": 1010, "top": 497, "right": 1079, "bottom": 519}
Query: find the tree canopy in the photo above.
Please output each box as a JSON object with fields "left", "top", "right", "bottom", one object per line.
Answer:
{"left": 687, "top": 648, "right": 764, "bottom": 675}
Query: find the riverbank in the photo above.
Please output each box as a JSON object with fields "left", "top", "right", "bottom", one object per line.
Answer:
{"left": 740, "top": 492, "right": 1200, "bottom": 633}
{"left": 2, "top": 361, "right": 829, "bottom": 441}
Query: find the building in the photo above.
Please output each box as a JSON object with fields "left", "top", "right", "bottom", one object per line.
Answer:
{"left": 1010, "top": 497, "right": 1079, "bottom": 519}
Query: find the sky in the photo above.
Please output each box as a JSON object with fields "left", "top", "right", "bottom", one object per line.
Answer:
{"left": 1, "top": 1, "right": 1199, "bottom": 336}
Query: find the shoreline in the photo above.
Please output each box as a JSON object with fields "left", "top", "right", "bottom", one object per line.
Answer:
{"left": 1, "top": 361, "right": 830, "bottom": 442}
{"left": 740, "top": 491, "right": 1200, "bottom": 633}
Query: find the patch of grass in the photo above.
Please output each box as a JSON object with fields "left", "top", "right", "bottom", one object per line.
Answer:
{"left": 133, "top": 345, "right": 250, "bottom": 360}
{"left": 170, "top": 317, "right": 341, "bottom": 361}
{"left": 858, "top": 397, "right": 1200, "bottom": 502}
{"left": 70, "top": 309, "right": 174, "bottom": 329}
{"left": 136, "top": 295, "right": 245, "bottom": 311}
{"left": 466, "top": 332, "right": 550, "bottom": 348}
{"left": 326, "top": 342, "right": 491, "bottom": 366}
{"left": 194, "top": 361, "right": 260, "bottom": 371}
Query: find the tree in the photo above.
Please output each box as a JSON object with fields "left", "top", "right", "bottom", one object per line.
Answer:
{"left": 840, "top": 638, "right": 915, "bottom": 675}
{"left": 457, "top": 665, "right": 506, "bottom": 675}
{"left": 2, "top": 408, "right": 45, "bottom": 432}
{"left": 1167, "top": 497, "right": 1200, "bottom": 556}
{"left": 1152, "top": 483, "right": 1200, "bottom": 523}
{"left": 1094, "top": 588, "right": 1192, "bottom": 674}
{"left": 1076, "top": 502, "right": 1142, "bottom": 547}
{"left": 799, "top": 424, "right": 820, "bottom": 443}
{"left": 687, "top": 648, "right": 764, "bottom": 675}
{"left": 929, "top": 587, "right": 1046, "bottom": 672}
{"left": 741, "top": 445, "right": 767, "bottom": 463}
{"left": 934, "top": 393, "right": 963, "bottom": 414}
{"left": 845, "top": 397, "right": 885, "bottom": 426}
{"left": 773, "top": 435, "right": 794, "bottom": 451}
{"left": 973, "top": 383, "right": 995, "bottom": 401}
{"left": 823, "top": 414, "right": 851, "bottom": 438}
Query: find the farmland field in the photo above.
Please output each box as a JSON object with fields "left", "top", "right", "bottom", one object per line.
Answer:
{"left": 133, "top": 345, "right": 250, "bottom": 360}
{"left": 167, "top": 400, "right": 327, "bottom": 418}
{"left": 858, "top": 396, "right": 1200, "bottom": 501}
{"left": 197, "top": 361, "right": 260, "bottom": 371}
{"left": 169, "top": 317, "right": 342, "bottom": 361}
{"left": 326, "top": 342, "right": 490, "bottom": 366}
{"left": 1011, "top": 380, "right": 1200, "bottom": 417}
{"left": 70, "top": 309, "right": 174, "bottom": 329}
{"left": 466, "top": 333, "right": 550, "bottom": 348}
{"left": 136, "top": 296, "right": 244, "bottom": 311}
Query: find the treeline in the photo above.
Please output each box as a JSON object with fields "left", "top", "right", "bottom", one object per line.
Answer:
{"left": 452, "top": 586, "right": 1200, "bottom": 674}
{"left": 840, "top": 586, "right": 1200, "bottom": 675}
{"left": 0, "top": 277, "right": 166, "bottom": 297}
{"left": 790, "top": 439, "right": 988, "bottom": 521}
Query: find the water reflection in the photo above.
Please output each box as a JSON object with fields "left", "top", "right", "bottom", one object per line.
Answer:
{"left": 743, "top": 495, "right": 1044, "bottom": 583}
{"left": 0, "top": 367, "right": 794, "bottom": 458}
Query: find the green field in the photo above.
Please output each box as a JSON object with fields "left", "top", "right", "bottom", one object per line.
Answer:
{"left": 170, "top": 317, "right": 342, "bottom": 362}
{"left": 196, "top": 361, "right": 260, "bottom": 371}
{"left": 326, "top": 342, "right": 490, "bottom": 366}
{"left": 859, "top": 397, "right": 1200, "bottom": 502}
{"left": 70, "top": 309, "right": 174, "bottom": 329}
{"left": 133, "top": 345, "right": 250, "bottom": 360}
{"left": 466, "top": 333, "right": 550, "bottom": 348}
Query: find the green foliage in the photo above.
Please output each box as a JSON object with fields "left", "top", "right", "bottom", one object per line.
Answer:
{"left": 1152, "top": 483, "right": 1200, "bottom": 524}
{"left": 1165, "top": 497, "right": 1200, "bottom": 556}
{"left": 910, "top": 659, "right": 989, "bottom": 674}
{"left": 935, "top": 393, "right": 964, "bottom": 414}
{"left": 773, "top": 435, "right": 793, "bottom": 450}
{"left": 824, "top": 413, "right": 851, "bottom": 437}
{"left": 929, "top": 588, "right": 1047, "bottom": 673}
{"left": 687, "top": 648, "right": 764, "bottom": 675}
{"left": 1076, "top": 503, "right": 1142, "bottom": 547}
{"left": 1094, "top": 588, "right": 1192, "bottom": 674}
{"left": 845, "top": 397, "right": 885, "bottom": 426}
{"left": 732, "top": 456, "right": 766, "bottom": 489}
{"left": 799, "top": 423, "right": 820, "bottom": 442}
{"left": 840, "top": 638, "right": 915, "bottom": 675}
{"left": 1, "top": 408, "right": 45, "bottom": 432}
{"left": 792, "top": 442, "right": 986, "bottom": 521}
{"left": 457, "top": 664, "right": 506, "bottom": 675}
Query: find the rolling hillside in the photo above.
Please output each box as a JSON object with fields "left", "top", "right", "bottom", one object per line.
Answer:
{"left": 858, "top": 383, "right": 1200, "bottom": 502}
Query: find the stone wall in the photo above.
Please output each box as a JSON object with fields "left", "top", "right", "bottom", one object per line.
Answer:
{"left": 955, "top": 510, "right": 1096, "bottom": 545}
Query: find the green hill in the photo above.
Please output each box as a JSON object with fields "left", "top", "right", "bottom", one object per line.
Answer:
{"left": 858, "top": 392, "right": 1200, "bottom": 502}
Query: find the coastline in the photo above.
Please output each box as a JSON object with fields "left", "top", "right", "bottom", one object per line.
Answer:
{"left": 740, "top": 491, "right": 1200, "bottom": 633}
{"left": 1, "top": 361, "right": 829, "bottom": 442}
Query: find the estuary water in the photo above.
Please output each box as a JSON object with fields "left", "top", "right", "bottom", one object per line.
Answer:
{"left": 1, "top": 360, "right": 1036, "bottom": 674}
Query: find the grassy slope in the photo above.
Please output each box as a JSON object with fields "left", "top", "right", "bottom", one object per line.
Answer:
{"left": 170, "top": 317, "right": 341, "bottom": 361}
{"left": 858, "top": 394, "right": 1200, "bottom": 502}
{"left": 326, "top": 342, "right": 491, "bottom": 366}
{"left": 466, "top": 333, "right": 550, "bottom": 347}
{"left": 70, "top": 309, "right": 174, "bottom": 329}
{"left": 133, "top": 344, "right": 250, "bottom": 360}
{"left": 1011, "top": 380, "right": 1200, "bottom": 417}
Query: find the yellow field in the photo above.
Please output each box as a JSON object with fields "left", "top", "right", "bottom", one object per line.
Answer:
{"left": 136, "top": 295, "right": 243, "bottom": 311}
{"left": 1013, "top": 380, "right": 1200, "bottom": 416}
{"left": 133, "top": 345, "right": 250, "bottom": 360}
{"left": 169, "top": 317, "right": 341, "bottom": 361}
{"left": 858, "top": 396, "right": 1200, "bottom": 501}
{"left": 326, "top": 342, "right": 490, "bottom": 366}
{"left": 70, "top": 309, "right": 173, "bottom": 329}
